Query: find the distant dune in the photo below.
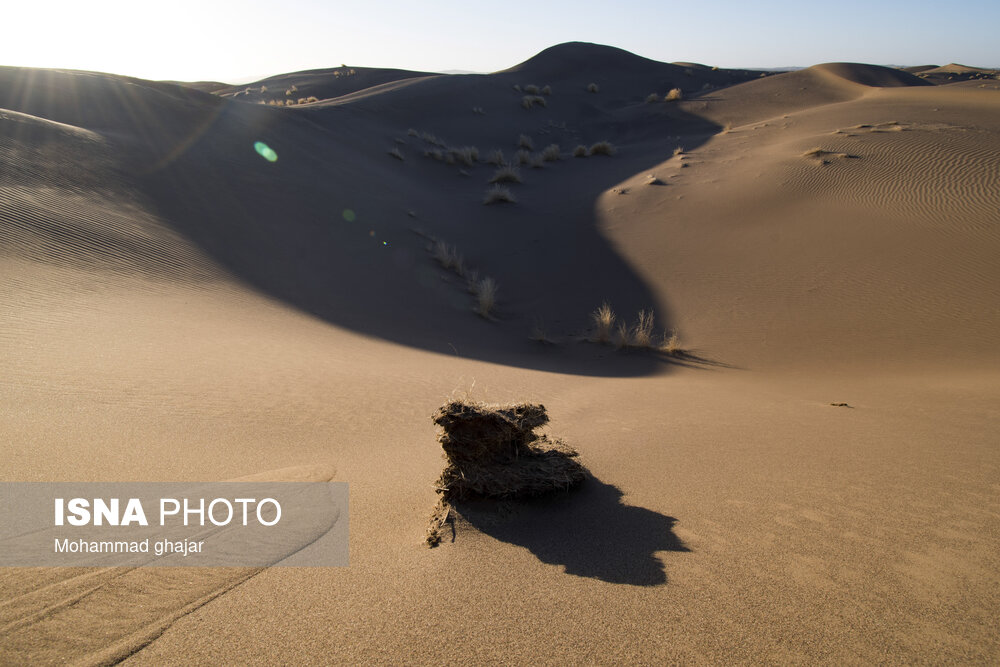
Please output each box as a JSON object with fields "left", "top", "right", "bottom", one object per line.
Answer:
{"left": 1, "top": 42, "right": 998, "bottom": 664}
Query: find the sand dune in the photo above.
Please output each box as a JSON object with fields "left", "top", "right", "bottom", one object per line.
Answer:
{"left": 2, "top": 42, "right": 998, "bottom": 663}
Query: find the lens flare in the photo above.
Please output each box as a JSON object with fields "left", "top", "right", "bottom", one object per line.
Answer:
{"left": 254, "top": 141, "right": 278, "bottom": 162}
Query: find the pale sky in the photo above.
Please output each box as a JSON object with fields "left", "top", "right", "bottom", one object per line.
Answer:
{"left": 4, "top": 0, "right": 998, "bottom": 83}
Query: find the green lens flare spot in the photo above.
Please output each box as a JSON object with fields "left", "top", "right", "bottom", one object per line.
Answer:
{"left": 254, "top": 141, "right": 278, "bottom": 162}
{"left": 342, "top": 209, "right": 356, "bottom": 222}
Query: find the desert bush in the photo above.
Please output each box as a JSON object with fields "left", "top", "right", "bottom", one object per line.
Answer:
{"left": 541, "top": 144, "right": 561, "bottom": 161}
{"left": 591, "top": 302, "right": 616, "bottom": 343}
{"left": 483, "top": 185, "right": 516, "bottom": 205}
{"left": 665, "top": 88, "right": 683, "bottom": 101}
{"left": 424, "top": 149, "right": 444, "bottom": 161}
{"left": 673, "top": 146, "right": 684, "bottom": 157}
{"left": 518, "top": 134, "right": 534, "bottom": 150}
{"left": 573, "top": 145, "right": 589, "bottom": 157}
{"left": 489, "top": 166, "right": 522, "bottom": 184}
{"left": 587, "top": 82, "right": 599, "bottom": 93}
{"left": 631, "top": 310, "right": 655, "bottom": 347}
{"left": 407, "top": 128, "right": 418, "bottom": 137}
{"left": 661, "top": 330, "right": 682, "bottom": 355}
{"left": 474, "top": 277, "right": 498, "bottom": 316}
{"left": 588, "top": 141, "right": 616, "bottom": 156}
{"left": 388, "top": 147, "right": 404, "bottom": 160}
{"left": 450, "top": 146, "right": 479, "bottom": 166}
{"left": 513, "top": 84, "right": 521, "bottom": 92}
{"left": 645, "top": 93, "right": 660, "bottom": 103}
{"left": 515, "top": 149, "right": 531, "bottom": 165}
{"left": 486, "top": 149, "right": 505, "bottom": 165}
{"left": 614, "top": 323, "right": 630, "bottom": 349}
{"left": 432, "top": 240, "right": 464, "bottom": 273}
{"left": 541, "top": 85, "right": 552, "bottom": 95}
{"left": 522, "top": 95, "right": 547, "bottom": 109}
{"left": 524, "top": 84, "right": 540, "bottom": 94}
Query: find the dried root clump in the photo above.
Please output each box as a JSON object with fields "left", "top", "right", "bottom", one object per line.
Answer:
{"left": 426, "top": 401, "right": 585, "bottom": 546}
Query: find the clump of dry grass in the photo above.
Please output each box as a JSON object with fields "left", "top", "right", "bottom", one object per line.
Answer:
{"left": 614, "top": 323, "right": 630, "bottom": 349}
{"left": 449, "top": 146, "right": 479, "bottom": 166}
{"left": 489, "top": 165, "right": 522, "bottom": 184}
{"left": 802, "top": 147, "right": 826, "bottom": 158}
{"left": 486, "top": 149, "right": 506, "bottom": 166}
{"left": 518, "top": 134, "right": 534, "bottom": 150}
{"left": 665, "top": 88, "right": 683, "bottom": 102}
{"left": 524, "top": 84, "right": 540, "bottom": 94}
{"left": 522, "top": 95, "right": 547, "bottom": 109}
{"left": 483, "top": 185, "right": 516, "bottom": 205}
{"left": 424, "top": 148, "right": 444, "bottom": 161}
{"left": 407, "top": 128, "right": 418, "bottom": 137}
{"left": 512, "top": 84, "right": 522, "bottom": 92}
{"left": 529, "top": 154, "right": 546, "bottom": 169}
{"left": 673, "top": 146, "right": 684, "bottom": 157}
{"left": 631, "top": 310, "right": 655, "bottom": 347}
{"left": 661, "top": 330, "right": 682, "bottom": 355}
{"left": 645, "top": 93, "right": 660, "bottom": 103}
{"left": 541, "top": 85, "right": 552, "bottom": 95}
{"left": 515, "top": 149, "right": 532, "bottom": 165}
{"left": 426, "top": 401, "right": 585, "bottom": 546}
{"left": 591, "top": 302, "right": 616, "bottom": 343}
{"left": 573, "top": 145, "right": 589, "bottom": 158}
{"left": 588, "top": 141, "right": 616, "bottom": 156}
{"left": 587, "top": 82, "right": 599, "bottom": 93}
{"left": 474, "top": 277, "right": 498, "bottom": 316}
{"left": 432, "top": 240, "right": 464, "bottom": 274}
{"left": 541, "top": 144, "right": 561, "bottom": 161}
{"left": 388, "top": 147, "right": 404, "bottom": 160}
{"left": 472, "top": 106, "right": 486, "bottom": 115}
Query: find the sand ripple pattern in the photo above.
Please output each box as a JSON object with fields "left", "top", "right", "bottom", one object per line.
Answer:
{"left": 787, "top": 125, "right": 1000, "bottom": 237}
{"left": 0, "top": 112, "right": 216, "bottom": 281}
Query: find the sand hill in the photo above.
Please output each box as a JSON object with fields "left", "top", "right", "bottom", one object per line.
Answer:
{"left": 1, "top": 42, "right": 998, "bottom": 663}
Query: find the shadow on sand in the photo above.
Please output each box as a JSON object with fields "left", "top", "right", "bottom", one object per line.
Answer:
{"left": 452, "top": 474, "right": 688, "bottom": 586}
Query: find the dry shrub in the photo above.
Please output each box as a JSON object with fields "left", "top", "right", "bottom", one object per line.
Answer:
{"left": 388, "top": 147, "right": 404, "bottom": 160}
{"left": 432, "top": 240, "right": 464, "bottom": 273}
{"left": 515, "top": 149, "right": 531, "bottom": 165}
{"left": 587, "top": 82, "right": 599, "bottom": 93}
{"left": 490, "top": 166, "right": 522, "bottom": 184}
{"left": 591, "top": 302, "right": 615, "bottom": 343}
{"left": 589, "top": 141, "right": 616, "bottom": 156}
{"left": 645, "top": 93, "right": 660, "bottom": 103}
{"left": 541, "top": 85, "right": 552, "bottom": 95}
{"left": 631, "top": 310, "right": 655, "bottom": 347}
{"left": 518, "top": 134, "right": 534, "bottom": 150}
{"left": 483, "top": 185, "right": 516, "bottom": 204}
{"left": 673, "top": 146, "right": 684, "bottom": 157}
{"left": 407, "top": 128, "right": 418, "bottom": 137}
{"left": 573, "top": 145, "right": 589, "bottom": 158}
{"left": 486, "top": 149, "right": 506, "bottom": 165}
{"left": 474, "top": 277, "right": 497, "bottom": 316}
{"left": 521, "top": 95, "right": 546, "bottom": 110}
{"left": 450, "top": 146, "right": 479, "bottom": 166}
{"left": 541, "top": 144, "right": 561, "bottom": 161}
{"left": 427, "top": 401, "right": 585, "bottom": 546}
{"left": 524, "top": 84, "right": 540, "bottom": 94}
{"left": 665, "top": 88, "right": 683, "bottom": 101}
{"left": 661, "top": 330, "right": 682, "bottom": 355}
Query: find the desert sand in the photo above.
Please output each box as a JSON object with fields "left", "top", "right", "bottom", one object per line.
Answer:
{"left": 1, "top": 42, "right": 998, "bottom": 663}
